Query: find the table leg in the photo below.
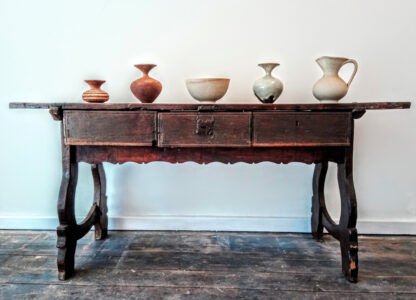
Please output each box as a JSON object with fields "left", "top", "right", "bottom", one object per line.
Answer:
{"left": 336, "top": 159, "right": 359, "bottom": 282}
{"left": 311, "top": 161, "right": 327, "bottom": 241}
{"left": 311, "top": 156, "right": 359, "bottom": 282}
{"left": 56, "top": 142, "right": 79, "bottom": 280}
{"left": 56, "top": 129, "right": 106, "bottom": 280}
{"left": 92, "top": 163, "right": 108, "bottom": 240}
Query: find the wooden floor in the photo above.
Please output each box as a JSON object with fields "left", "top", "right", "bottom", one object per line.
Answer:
{"left": 0, "top": 231, "right": 415, "bottom": 299}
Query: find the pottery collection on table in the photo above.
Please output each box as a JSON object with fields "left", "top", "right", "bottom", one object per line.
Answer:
{"left": 81, "top": 56, "right": 358, "bottom": 104}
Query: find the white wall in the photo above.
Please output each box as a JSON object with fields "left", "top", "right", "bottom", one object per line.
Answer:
{"left": 0, "top": 0, "right": 415, "bottom": 234}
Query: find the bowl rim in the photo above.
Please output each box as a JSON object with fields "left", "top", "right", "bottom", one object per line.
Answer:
{"left": 186, "top": 78, "right": 230, "bottom": 83}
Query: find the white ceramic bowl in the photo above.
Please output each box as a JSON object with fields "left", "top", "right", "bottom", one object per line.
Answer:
{"left": 185, "top": 78, "right": 230, "bottom": 103}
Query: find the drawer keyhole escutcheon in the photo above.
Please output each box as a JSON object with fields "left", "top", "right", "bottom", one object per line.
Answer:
{"left": 196, "top": 116, "right": 215, "bottom": 136}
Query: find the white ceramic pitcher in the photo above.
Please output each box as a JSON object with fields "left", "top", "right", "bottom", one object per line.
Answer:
{"left": 312, "top": 56, "right": 358, "bottom": 102}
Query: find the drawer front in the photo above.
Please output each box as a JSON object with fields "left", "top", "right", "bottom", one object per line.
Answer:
{"left": 158, "top": 112, "right": 251, "bottom": 147}
{"left": 253, "top": 112, "right": 351, "bottom": 146}
{"left": 64, "top": 111, "right": 156, "bottom": 146}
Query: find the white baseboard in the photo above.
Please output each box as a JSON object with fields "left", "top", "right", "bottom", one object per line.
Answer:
{"left": 108, "top": 216, "right": 312, "bottom": 232}
{"left": 0, "top": 215, "right": 415, "bottom": 234}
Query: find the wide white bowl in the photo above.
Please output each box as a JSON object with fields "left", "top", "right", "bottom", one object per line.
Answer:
{"left": 185, "top": 78, "right": 230, "bottom": 103}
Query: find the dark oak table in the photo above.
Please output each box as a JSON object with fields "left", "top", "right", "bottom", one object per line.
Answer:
{"left": 9, "top": 101, "right": 411, "bottom": 282}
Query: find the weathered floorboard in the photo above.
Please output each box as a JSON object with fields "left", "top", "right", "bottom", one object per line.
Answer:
{"left": 2, "top": 284, "right": 415, "bottom": 300}
{"left": 2, "top": 250, "right": 416, "bottom": 277}
{"left": 0, "top": 231, "right": 415, "bottom": 298}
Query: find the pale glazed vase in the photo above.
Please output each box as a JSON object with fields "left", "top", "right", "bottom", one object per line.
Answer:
{"left": 130, "top": 64, "right": 162, "bottom": 103}
{"left": 313, "top": 56, "right": 358, "bottom": 102}
{"left": 82, "top": 80, "right": 109, "bottom": 103}
{"left": 253, "top": 63, "right": 284, "bottom": 103}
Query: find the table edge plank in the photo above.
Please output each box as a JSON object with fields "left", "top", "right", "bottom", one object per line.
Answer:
{"left": 9, "top": 101, "right": 412, "bottom": 111}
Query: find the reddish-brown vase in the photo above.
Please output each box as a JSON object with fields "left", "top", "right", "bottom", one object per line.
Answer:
{"left": 82, "top": 80, "right": 109, "bottom": 103}
{"left": 130, "top": 64, "right": 162, "bottom": 103}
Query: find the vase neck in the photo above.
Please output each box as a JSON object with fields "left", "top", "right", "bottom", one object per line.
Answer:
{"left": 135, "top": 64, "right": 157, "bottom": 76}
{"left": 85, "top": 80, "right": 105, "bottom": 89}
{"left": 316, "top": 56, "right": 348, "bottom": 75}
{"left": 258, "top": 63, "right": 279, "bottom": 76}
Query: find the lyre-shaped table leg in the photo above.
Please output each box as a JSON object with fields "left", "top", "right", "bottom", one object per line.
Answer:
{"left": 56, "top": 138, "right": 79, "bottom": 280}
{"left": 92, "top": 163, "right": 108, "bottom": 240}
{"left": 337, "top": 160, "right": 358, "bottom": 282}
{"left": 311, "top": 157, "right": 359, "bottom": 282}
{"left": 56, "top": 126, "right": 108, "bottom": 280}
{"left": 311, "top": 162, "right": 328, "bottom": 241}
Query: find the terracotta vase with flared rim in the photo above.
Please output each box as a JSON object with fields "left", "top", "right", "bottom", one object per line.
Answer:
{"left": 253, "top": 63, "right": 284, "bottom": 103}
{"left": 130, "top": 64, "right": 162, "bottom": 103}
{"left": 82, "top": 80, "right": 109, "bottom": 103}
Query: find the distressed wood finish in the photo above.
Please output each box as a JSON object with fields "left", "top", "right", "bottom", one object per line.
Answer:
{"left": 253, "top": 112, "right": 352, "bottom": 146}
{"left": 158, "top": 112, "right": 251, "bottom": 147}
{"left": 311, "top": 162, "right": 327, "bottom": 241}
{"left": 311, "top": 120, "right": 359, "bottom": 282}
{"left": 92, "top": 163, "right": 108, "bottom": 240}
{"left": 75, "top": 146, "right": 346, "bottom": 165}
{"left": 64, "top": 111, "right": 156, "bottom": 146}
{"left": 9, "top": 101, "right": 411, "bottom": 111}
{"left": 9, "top": 101, "right": 411, "bottom": 283}
{"left": 56, "top": 124, "right": 108, "bottom": 280}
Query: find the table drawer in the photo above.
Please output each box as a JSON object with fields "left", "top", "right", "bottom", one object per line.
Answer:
{"left": 158, "top": 112, "right": 251, "bottom": 147}
{"left": 64, "top": 111, "right": 156, "bottom": 146}
{"left": 253, "top": 112, "right": 351, "bottom": 146}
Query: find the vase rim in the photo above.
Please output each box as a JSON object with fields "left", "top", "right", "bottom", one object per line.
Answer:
{"left": 134, "top": 64, "right": 157, "bottom": 75}
{"left": 316, "top": 56, "right": 349, "bottom": 62}
{"left": 134, "top": 63, "right": 157, "bottom": 68}
{"left": 186, "top": 78, "right": 230, "bottom": 83}
{"left": 85, "top": 79, "right": 105, "bottom": 84}
{"left": 84, "top": 80, "right": 106, "bottom": 87}
{"left": 258, "top": 63, "right": 280, "bottom": 67}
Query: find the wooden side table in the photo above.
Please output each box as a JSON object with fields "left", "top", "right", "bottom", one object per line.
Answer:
{"left": 10, "top": 102, "right": 411, "bottom": 282}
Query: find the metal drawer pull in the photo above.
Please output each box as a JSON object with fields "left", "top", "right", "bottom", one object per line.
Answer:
{"left": 195, "top": 116, "right": 215, "bottom": 136}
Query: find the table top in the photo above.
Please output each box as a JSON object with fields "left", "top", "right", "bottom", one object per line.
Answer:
{"left": 8, "top": 102, "right": 411, "bottom": 112}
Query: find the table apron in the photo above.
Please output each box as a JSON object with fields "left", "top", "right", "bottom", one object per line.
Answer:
{"left": 74, "top": 146, "right": 347, "bottom": 165}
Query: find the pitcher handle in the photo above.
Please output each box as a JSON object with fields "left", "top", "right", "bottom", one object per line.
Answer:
{"left": 342, "top": 59, "right": 358, "bottom": 87}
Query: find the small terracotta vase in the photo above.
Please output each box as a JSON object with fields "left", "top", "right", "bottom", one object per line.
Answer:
{"left": 130, "top": 64, "right": 162, "bottom": 103}
{"left": 82, "top": 80, "right": 109, "bottom": 103}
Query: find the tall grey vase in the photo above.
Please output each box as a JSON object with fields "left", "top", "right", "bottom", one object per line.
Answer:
{"left": 253, "top": 63, "right": 283, "bottom": 103}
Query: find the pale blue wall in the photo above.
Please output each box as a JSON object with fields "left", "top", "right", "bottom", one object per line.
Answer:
{"left": 0, "top": 0, "right": 415, "bottom": 233}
